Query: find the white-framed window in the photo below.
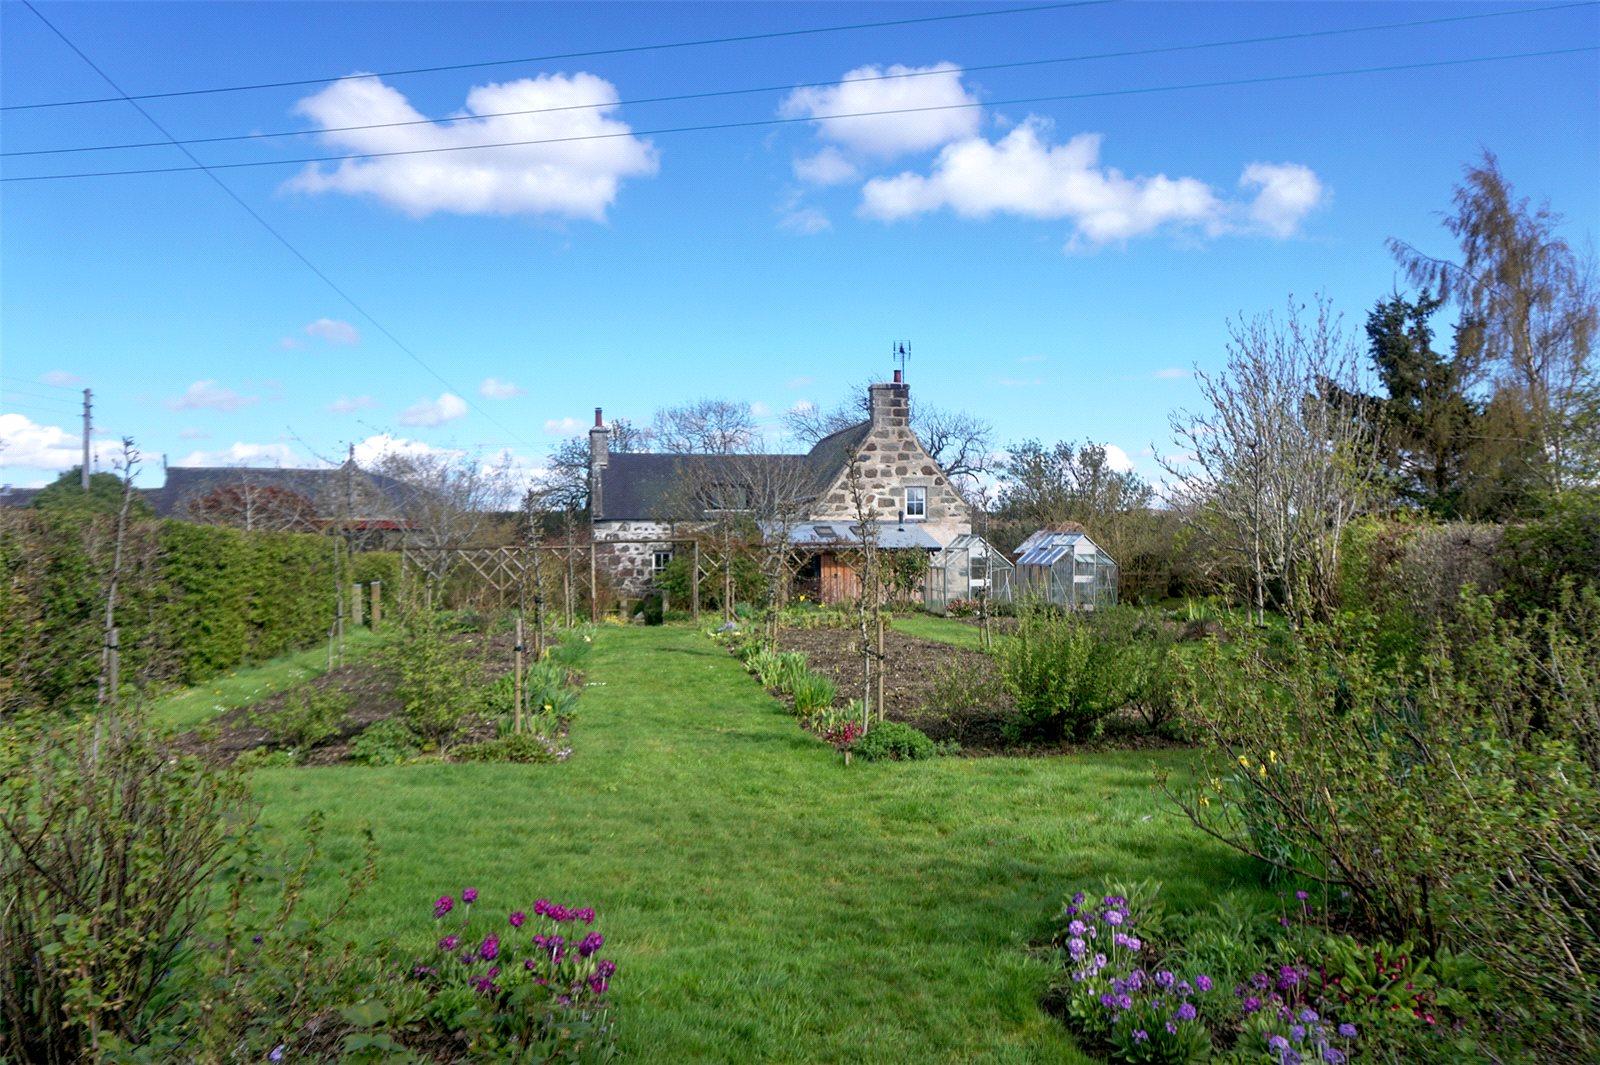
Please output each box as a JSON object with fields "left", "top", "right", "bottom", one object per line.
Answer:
{"left": 653, "top": 550, "right": 673, "bottom": 575}
{"left": 905, "top": 486, "right": 927, "bottom": 519}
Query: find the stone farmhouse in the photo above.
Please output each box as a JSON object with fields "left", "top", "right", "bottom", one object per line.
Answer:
{"left": 588, "top": 372, "right": 972, "bottom": 602}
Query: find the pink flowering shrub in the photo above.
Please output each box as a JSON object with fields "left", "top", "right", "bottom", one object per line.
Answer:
{"left": 414, "top": 888, "right": 618, "bottom": 1062}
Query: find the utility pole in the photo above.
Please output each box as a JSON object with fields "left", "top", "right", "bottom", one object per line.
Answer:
{"left": 81, "top": 389, "right": 92, "bottom": 491}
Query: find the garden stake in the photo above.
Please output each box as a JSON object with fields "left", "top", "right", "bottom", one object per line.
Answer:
{"left": 514, "top": 612, "right": 525, "bottom": 735}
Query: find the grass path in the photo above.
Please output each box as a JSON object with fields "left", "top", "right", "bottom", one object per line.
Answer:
{"left": 889, "top": 612, "right": 995, "bottom": 651}
{"left": 253, "top": 626, "right": 1257, "bottom": 1063}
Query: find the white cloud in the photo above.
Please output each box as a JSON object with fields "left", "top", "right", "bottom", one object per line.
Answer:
{"left": 779, "top": 206, "right": 832, "bottom": 234}
{"left": 1153, "top": 367, "right": 1189, "bottom": 380}
{"left": 750, "top": 402, "right": 771, "bottom": 417}
{"left": 177, "top": 442, "right": 301, "bottom": 467}
{"left": 1239, "top": 162, "right": 1325, "bottom": 237}
{"left": 0, "top": 413, "right": 81, "bottom": 471}
{"left": 351, "top": 433, "right": 459, "bottom": 466}
{"left": 327, "top": 394, "right": 377, "bottom": 413}
{"left": 286, "top": 73, "right": 659, "bottom": 219}
{"left": 399, "top": 392, "right": 468, "bottom": 427}
{"left": 304, "top": 317, "right": 361, "bottom": 345}
{"left": 165, "top": 380, "right": 260, "bottom": 413}
{"left": 278, "top": 337, "right": 306, "bottom": 350}
{"left": 543, "top": 416, "right": 583, "bottom": 436}
{"left": 793, "top": 146, "right": 859, "bottom": 186}
{"left": 40, "top": 370, "right": 85, "bottom": 387}
{"left": 479, "top": 377, "right": 525, "bottom": 399}
{"left": 179, "top": 427, "right": 211, "bottom": 440}
{"left": 859, "top": 122, "right": 1324, "bottom": 247}
{"left": 861, "top": 124, "right": 1224, "bottom": 245}
{"left": 1102, "top": 443, "right": 1136, "bottom": 473}
{"left": 780, "top": 63, "right": 980, "bottom": 159}
{"left": 788, "top": 399, "right": 815, "bottom": 414}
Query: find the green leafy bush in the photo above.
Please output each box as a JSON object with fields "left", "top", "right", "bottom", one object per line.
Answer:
{"left": 853, "top": 720, "right": 938, "bottom": 761}
{"left": 386, "top": 613, "right": 483, "bottom": 748}
{"left": 1166, "top": 587, "right": 1600, "bottom": 1058}
{"left": 455, "top": 732, "right": 571, "bottom": 763}
{"left": 350, "top": 720, "right": 420, "bottom": 766}
{"left": 0, "top": 707, "right": 252, "bottom": 1062}
{"left": 995, "top": 606, "right": 1139, "bottom": 740}
{"left": 774, "top": 651, "right": 809, "bottom": 693}
{"left": 253, "top": 683, "right": 351, "bottom": 749}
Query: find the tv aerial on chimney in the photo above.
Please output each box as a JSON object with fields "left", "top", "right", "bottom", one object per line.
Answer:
{"left": 892, "top": 341, "right": 911, "bottom": 381}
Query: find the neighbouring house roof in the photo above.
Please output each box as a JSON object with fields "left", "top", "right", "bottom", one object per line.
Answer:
{"left": 597, "top": 421, "right": 872, "bottom": 522}
{"left": 148, "top": 463, "right": 415, "bottom": 526}
{"left": 775, "top": 520, "right": 943, "bottom": 551}
{"left": 0, "top": 486, "right": 41, "bottom": 509}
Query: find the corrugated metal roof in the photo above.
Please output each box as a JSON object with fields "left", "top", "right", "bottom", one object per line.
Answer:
{"left": 775, "top": 520, "right": 942, "bottom": 550}
{"left": 1017, "top": 543, "right": 1073, "bottom": 567}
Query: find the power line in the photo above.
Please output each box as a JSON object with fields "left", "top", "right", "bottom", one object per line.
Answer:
{"left": 7, "top": 44, "right": 1593, "bottom": 184}
{"left": 4, "top": 2, "right": 1585, "bottom": 159}
{"left": 16, "top": 1, "right": 540, "bottom": 454}
{"left": 1, "top": 1, "right": 1109, "bottom": 111}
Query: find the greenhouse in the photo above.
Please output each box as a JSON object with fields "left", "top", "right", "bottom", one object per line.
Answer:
{"left": 923, "top": 533, "right": 1015, "bottom": 614}
{"left": 1012, "top": 528, "right": 1118, "bottom": 611}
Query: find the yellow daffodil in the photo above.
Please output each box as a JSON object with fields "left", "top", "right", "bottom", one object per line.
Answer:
{"left": 1238, "top": 755, "right": 1250, "bottom": 768}
{"left": 1210, "top": 777, "right": 1223, "bottom": 792}
{"left": 1199, "top": 795, "right": 1211, "bottom": 807}
{"left": 1259, "top": 764, "right": 1268, "bottom": 777}
{"left": 1268, "top": 750, "right": 1278, "bottom": 764}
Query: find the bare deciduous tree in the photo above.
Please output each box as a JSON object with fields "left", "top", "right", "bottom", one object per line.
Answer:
{"left": 368, "top": 449, "right": 521, "bottom": 590}
{"left": 783, "top": 382, "right": 995, "bottom": 491}
{"left": 650, "top": 398, "right": 758, "bottom": 455}
{"left": 1164, "top": 296, "right": 1383, "bottom": 626}
{"left": 187, "top": 482, "right": 319, "bottom": 533}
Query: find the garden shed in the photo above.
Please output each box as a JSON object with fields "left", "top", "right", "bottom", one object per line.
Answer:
{"left": 923, "top": 533, "right": 1015, "bottom": 614}
{"left": 1013, "top": 527, "right": 1118, "bottom": 611}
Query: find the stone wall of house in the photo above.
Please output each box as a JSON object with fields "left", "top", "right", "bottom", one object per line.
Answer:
{"left": 593, "top": 520, "right": 678, "bottom": 597}
{"left": 810, "top": 381, "right": 972, "bottom": 547}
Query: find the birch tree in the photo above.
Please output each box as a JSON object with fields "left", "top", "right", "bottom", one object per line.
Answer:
{"left": 1164, "top": 296, "right": 1383, "bottom": 626}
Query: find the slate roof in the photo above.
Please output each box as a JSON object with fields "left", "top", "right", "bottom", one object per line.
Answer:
{"left": 148, "top": 463, "right": 414, "bottom": 524}
{"left": 597, "top": 421, "right": 872, "bottom": 522}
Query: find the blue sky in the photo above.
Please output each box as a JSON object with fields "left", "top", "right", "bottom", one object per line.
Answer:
{"left": 3, "top": 0, "right": 1597, "bottom": 491}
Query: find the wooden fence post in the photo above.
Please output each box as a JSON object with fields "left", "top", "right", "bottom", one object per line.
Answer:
{"left": 589, "top": 545, "right": 598, "bottom": 623}
{"left": 370, "top": 581, "right": 382, "bottom": 632}
{"left": 692, "top": 541, "right": 701, "bottom": 623}
{"left": 514, "top": 612, "right": 525, "bottom": 735}
{"left": 351, "top": 583, "right": 364, "bottom": 627}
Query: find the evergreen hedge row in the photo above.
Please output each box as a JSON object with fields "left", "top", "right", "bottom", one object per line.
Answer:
{"left": 0, "top": 512, "right": 399, "bottom": 713}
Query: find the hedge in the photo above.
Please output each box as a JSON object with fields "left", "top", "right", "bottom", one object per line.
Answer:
{"left": 0, "top": 511, "right": 398, "bottom": 713}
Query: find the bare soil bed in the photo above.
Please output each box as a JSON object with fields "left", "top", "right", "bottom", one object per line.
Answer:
{"left": 175, "top": 628, "right": 526, "bottom": 764}
{"left": 777, "top": 622, "right": 1188, "bottom": 756}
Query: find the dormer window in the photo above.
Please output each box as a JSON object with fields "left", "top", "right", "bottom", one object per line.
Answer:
{"left": 905, "top": 486, "right": 927, "bottom": 519}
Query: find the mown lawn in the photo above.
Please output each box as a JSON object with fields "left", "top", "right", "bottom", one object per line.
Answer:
{"left": 247, "top": 625, "right": 1261, "bottom": 1063}
{"left": 888, "top": 611, "right": 995, "bottom": 651}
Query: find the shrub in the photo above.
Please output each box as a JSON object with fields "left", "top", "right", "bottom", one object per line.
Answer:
{"left": 252, "top": 683, "right": 351, "bottom": 749}
{"left": 0, "top": 707, "right": 252, "bottom": 1062}
{"left": 853, "top": 720, "right": 938, "bottom": 762}
{"left": 350, "top": 720, "right": 420, "bottom": 766}
{"left": 387, "top": 613, "right": 483, "bottom": 749}
{"left": 995, "top": 607, "right": 1139, "bottom": 741}
{"left": 411, "top": 890, "right": 618, "bottom": 1061}
{"left": 455, "top": 732, "right": 572, "bottom": 764}
{"left": 1164, "top": 588, "right": 1600, "bottom": 1058}
{"left": 945, "top": 597, "right": 980, "bottom": 617}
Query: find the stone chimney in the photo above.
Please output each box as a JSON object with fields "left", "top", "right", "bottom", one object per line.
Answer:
{"left": 868, "top": 369, "right": 910, "bottom": 429}
{"left": 588, "top": 407, "right": 608, "bottom": 517}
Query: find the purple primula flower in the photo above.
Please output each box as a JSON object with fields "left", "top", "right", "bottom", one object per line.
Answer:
{"left": 478, "top": 934, "right": 499, "bottom": 961}
{"left": 1094, "top": 953, "right": 1108, "bottom": 969}
{"left": 1100, "top": 992, "right": 1115, "bottom": 1009}
{"left": 1133, "top": 1029, "right": 1148, "bottom": 1043}
{"left": 270, "top": 1046, "right": 285, "bottom": 1063}
{"left": 1291, "top": 1024, "right": 1306, "bottom": 1041}
{"left": 1068, "top": 919, "right": 1087, "bottom": 936}
{"left": 577, "top": 907, "right": 596, "bottom": 924}
{"left": 596, "top": 959, "right": 617, "bottom": 978}
{"left": 1269, "top": 1035, "right": 1290, "bottom": 1051}
{"left": 1323, "top": 1050, "right": 1345, "bottom": 1064}
{"left": 1117, "top": 994, "right": 1133, "bottom": 1010}
{"left": 1104, "top": 909, "right": 1125, "bottom": 926}
{"left": 462, "top": 888, "right": 478, "bottom": 904}
{"left": 1155, "top": 970, "right": 1175, "bottom": 989}
{"left": 1243, "top": 996, "right": 1263, "bottom": 1013}
{"left": 1196, "top": 974, "right": 1213, "bottom": 992}
{"left": 1278, "top": 965, "right": 1301, "bottom": 989}
{"left": 1300, "top": 1008, "right": 1319, "bottom": 1023}
{"left": 1337, "top": 1023, "right": 1357, "bottom": 1039}
{"left": 1126, "top": 971, "right": 1143, "bottom": 992}
{"left": 1166, "top": 1021, "right": 1177, "bottom": 1035}
{"left": 433, "top": 895, "right": 454, "bottom": 919}
{"left": 1295, "top": 890, "right": 1309, "bottom": 901}
{"left": 1068, "top": 937, "right": 1086, "bottom": 957}
{"left": 1251, "top": 971, "right": 1272, "bottom": 991}
{"left": 1072, "top": 891, "right": 1085, "bottom": 905}
{"left": 579, "top": 932, "right": 604, "bottom": 957}
{"left": 510, "top": 911, "right": 526, "bottom": 928}
{"left": 1176, "top": 1002, "right": 1197, "bottom": 1021}
{"left": 1127, "top": 937, "right": 1142, "bottom": 951}
{"left": 438, "top": 934, "right": 459, "bottom": 952}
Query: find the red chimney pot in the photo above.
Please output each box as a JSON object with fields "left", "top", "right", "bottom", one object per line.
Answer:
{"left": 893, "top": 369, "right": 902, "bottom": 384}
{"left": 594, "top": 407, "right": 604, "bottom": 428}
